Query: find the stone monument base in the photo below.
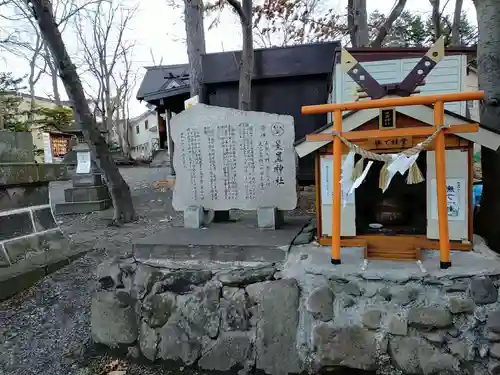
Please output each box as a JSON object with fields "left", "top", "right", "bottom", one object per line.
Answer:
{"left": 257, "top": 207, "right": 285, "bottom": 230}
{"left": 92, "top": 236, "right": 500, "bottom": 375}
{"left": 55, "top": 169, "right": 112, "bottom": 215}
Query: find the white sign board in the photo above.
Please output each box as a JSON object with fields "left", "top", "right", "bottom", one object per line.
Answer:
{"left": 171, "top": 104, "right": 297, "bottom": 211}
{"left": 184, "top": 95, "right": 199, "bottom": 110}
{"left": 42, "top": 132, "right": 53, "bottom": 163}
{"left": 430, "top": 178, "right": 466, "bottom": 221}
{"left": 76, "top": 151, "right": 91, "bottom": 174}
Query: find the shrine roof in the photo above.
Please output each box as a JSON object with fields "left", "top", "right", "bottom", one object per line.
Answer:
{"left": 294, "top": 105, "right": 500, "bottom": 158}
{"left": 136, "top": 64, "right": 190, "bottom": 103}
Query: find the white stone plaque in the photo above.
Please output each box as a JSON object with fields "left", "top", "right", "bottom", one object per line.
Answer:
{"left": 171, "top": 104, "right": 297, "bottom": 211}
{"left": 430, "top": 178, "right": 466, "bottom": 221}
{"left": 76, "top": 151, "right": 91, "bottom": 174}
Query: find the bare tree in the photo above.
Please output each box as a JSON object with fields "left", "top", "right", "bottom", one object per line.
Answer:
{"left": 473, "top": 0, "right": 500, "bottom": 251}
{"left": 252, "top": 0, "right": 342, "bottom": 48}
{"left": 112, "top": 43, "right": 137, "bottom": 157}
{"left": 75, "top": 0, "right": 136, "bottom": 138}
{"left": 451, "top": 0, "right": 463, "bottom": 45}
{"left": 2, "top": 0, "right": 99, "bottom": 108}
{"left": 429, "top": 0, "right": 441, "bottom": 39}
{"left": 27, "top": 0, "right": 136, "bottom": 224}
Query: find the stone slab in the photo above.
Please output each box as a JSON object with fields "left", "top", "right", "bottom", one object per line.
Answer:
{"left": 3, "top": 230, "right": 69, "bottom": 265}
{"left": 54, "top": 199, "right": 112, "bottom": 215}
{"left": 64, "top": 185, "right": 110, "bottom": 203}
{"left": 72, "top": 173, "right": 104, "bottom": 188}
{"left": 171, "top": 104, "right": 297, "bottom": 212}
{"left": 0, "top": 131, "right": 34, "bottom": 163}
{"left": 0, "top": 211, "right": 34, "bottom": 242}
{"left": 0, "top": 233, "right": 87, "bottom": 301}
{"left": 33, "top": 207, "right": 58, "bottom": 231}
{"left": 0, "top": 163, "right": 68, "bottom": 186}
{"left": 133, "top": 215, "right": 310, "bottom": 263}
{"left": 0, "top": 184, "right": 50, "bottom": 213}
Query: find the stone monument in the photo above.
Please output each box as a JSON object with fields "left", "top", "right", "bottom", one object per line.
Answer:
{"left": 171, "top": 104, "right": 297, "bottom": 229}
{"left": 55, "top": 143, "right": 111, "bottom": 215}
{"left": 0, "top": 130, "right": 82, "bottom": 300}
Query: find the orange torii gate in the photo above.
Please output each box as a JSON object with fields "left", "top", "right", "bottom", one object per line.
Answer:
{"left": 302, "top": 91, "right": 485, "bottom": 269}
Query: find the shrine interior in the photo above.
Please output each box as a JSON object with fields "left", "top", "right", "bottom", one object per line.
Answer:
{"left": 355, "top": 152, "right": 427, "bottom": 235}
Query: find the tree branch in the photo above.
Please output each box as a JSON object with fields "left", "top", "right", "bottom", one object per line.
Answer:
{"left": 370, "top": 0, "right": 406, "bottom": 47}
{"left": 226, "top": 0, "right": 246, "bottom": 24}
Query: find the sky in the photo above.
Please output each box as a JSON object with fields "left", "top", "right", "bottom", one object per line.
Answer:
{"left": 0, "top": 0, "right": 477, "bottom": 118}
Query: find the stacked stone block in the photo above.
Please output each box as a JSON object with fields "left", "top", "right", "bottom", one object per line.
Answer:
{"left": 55, "top": 143, "right": 111, "bottom": 215}
{"left": 0, "top": 130, "right": 83, "bottom": 301}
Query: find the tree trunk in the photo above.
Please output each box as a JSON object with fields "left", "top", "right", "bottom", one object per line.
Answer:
{"left": 28, "top": 0, "right": 136, "bottom": 224}
{"left": 451, "top": 0, "right": 464, "bottom": 45}
{"left": 474, "top": 0, "right": 500, "bottom": 252}
{"left": 348, "top": 0, "right": 369, "bottom": 47}
{"left": 28, "top": 78, "right": 36, "bottom": 124}
{"left": 184, "top": 0, "right": 206, "bottom": 98}
{"left": 227, "top": 0, "right": 254, "bottom": 110}
{"left": 429, "top": 0, "right": 441, "bottom": 40}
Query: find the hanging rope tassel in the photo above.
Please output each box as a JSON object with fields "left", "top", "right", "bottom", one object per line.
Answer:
{"left": 379, "top": 162, "right": 389, "bottom": 191}
{"left": 352, "top": 157, "right": 365, "bottom": 180}
{"left": 406, "top": 162, "right": 425, "bottom": 185}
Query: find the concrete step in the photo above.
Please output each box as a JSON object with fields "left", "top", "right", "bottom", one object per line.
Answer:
{"left": 132, "top": 216, "right": 311, "bottom": 264}
{"left": 54, "top": 199, "right": 112, "bottom": 215}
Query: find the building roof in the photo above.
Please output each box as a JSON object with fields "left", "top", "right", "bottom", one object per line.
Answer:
{"left": 294, "top": 105, "right": 500, "bottom": 158}
{"left": 136, "top": 42, "right": 342, "bottom": 104}
{"left": 202, "top": 41, "right": 341, "bottom": 84}
{"left": 336, "top": 46, "right": 476, "bottom": 64}
{"left": 136, "top": 64, "right": 190, "bottom": 103}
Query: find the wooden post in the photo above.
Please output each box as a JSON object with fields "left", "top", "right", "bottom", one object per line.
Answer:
{"left": 434, "top": 101, "right": 451, "bottom": 269}
{"left": 331, "top": 110, "right": 343, "bottom": 264}
{"left": 166, "top": 109, "right": 175, "bottom": 175}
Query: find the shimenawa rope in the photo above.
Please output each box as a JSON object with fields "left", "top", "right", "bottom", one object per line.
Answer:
{"left": 330, "top": 123, "right": 450, "bottom": 189}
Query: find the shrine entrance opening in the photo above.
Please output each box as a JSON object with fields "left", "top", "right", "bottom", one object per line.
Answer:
{"left": 355, "top": 152, "right": 427, "bottom": 236}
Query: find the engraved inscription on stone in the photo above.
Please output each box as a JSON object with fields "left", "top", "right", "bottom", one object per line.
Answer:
{"left": 171, "top": 104, "right": 297, "bottom": 211}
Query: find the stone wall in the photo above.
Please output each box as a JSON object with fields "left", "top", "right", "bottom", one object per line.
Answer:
{"left": 92, "top": 247, "right": 500, "bottom": 375}
{"left": 0, "top": 131, "right": 86, "bottom": 301}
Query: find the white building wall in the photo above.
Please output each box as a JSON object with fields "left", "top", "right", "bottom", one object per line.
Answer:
{"left": 129, "top": 111, "right": 160, "bottom": 160}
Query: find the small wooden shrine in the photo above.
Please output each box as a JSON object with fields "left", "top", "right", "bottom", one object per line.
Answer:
{"left": 295, "top": 39, "right": 500, "bottom": 268}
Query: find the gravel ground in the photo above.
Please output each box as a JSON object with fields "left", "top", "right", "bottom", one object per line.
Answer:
{"left": 0, "top": 167, "right": 184, "bottom": 375}
{"left": 0, "top": 167, "right": 316, "bottom": 375}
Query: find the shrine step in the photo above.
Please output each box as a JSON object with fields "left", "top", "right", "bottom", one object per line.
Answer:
{"left": 54, "top": 199, "right": 112, "bottom": 215}
{"left": 366, "top": 247, "right": 420, "bottom": 262}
